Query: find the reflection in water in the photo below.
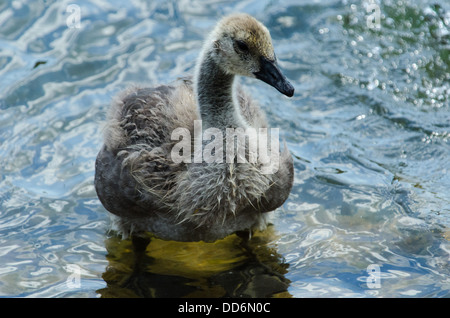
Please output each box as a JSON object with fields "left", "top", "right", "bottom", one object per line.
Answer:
{"left": 98, "top": 226, "right": 290, "bottom": 298}
{"left": 0, "top": 0, "right": 449, "bottom": 297}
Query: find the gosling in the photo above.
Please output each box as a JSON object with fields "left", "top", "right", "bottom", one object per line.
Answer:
{"left": 94, "top": 13, "right": 295, "bottom": 242}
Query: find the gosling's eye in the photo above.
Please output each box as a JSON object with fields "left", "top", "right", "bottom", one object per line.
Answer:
{"left": 235, "top": 40, "right": 249, "bottom": 52}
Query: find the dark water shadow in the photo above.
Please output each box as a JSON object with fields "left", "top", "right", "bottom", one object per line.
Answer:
{"left": 97, "top": 226, "right": 291, "bottom": 298}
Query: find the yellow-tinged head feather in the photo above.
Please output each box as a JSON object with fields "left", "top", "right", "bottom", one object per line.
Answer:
{"left": 215, "top": 13, "right": 275, "bottom": 60}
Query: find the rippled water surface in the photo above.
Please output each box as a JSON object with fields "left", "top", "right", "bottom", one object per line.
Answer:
{"left": 0, "top": 0, "right": 449, "bottom": 297}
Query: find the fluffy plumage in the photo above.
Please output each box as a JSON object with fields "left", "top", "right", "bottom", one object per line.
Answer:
{"left": 95, "top": 13, "right": 294, "bottom": 242}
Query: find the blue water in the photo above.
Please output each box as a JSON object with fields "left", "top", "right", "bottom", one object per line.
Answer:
{"left": 0, "top": 0, "right": 449, "bottom": 297}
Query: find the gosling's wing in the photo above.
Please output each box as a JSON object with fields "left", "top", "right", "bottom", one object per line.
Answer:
{"left": 96, "top": 85, "right": 180, "bottom": 218}
{"left": 96, "top": 80, "right": 199, "bottom": 218}
{"left": 235, "top": 85, "right": 294, "bottom": 213}
{"left": 260, "top": 144, "right": 294, "bottom": 212}
{"left": 94, "top": 145, "right": 167, "bottom": 218}
{"left": 241, "top": 145, "right": 293, "bottom": 215}
{"left": 103, "top": 85, "right": 176, "bottom": 150}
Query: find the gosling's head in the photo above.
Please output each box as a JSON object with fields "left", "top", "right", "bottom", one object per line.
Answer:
{"left": 207, "top": 13, "right": 294, "bottom": 97}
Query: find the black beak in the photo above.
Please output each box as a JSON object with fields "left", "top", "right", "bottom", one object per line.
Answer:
{"left": 253, "top": 56, "right": 294, "bottom": 97}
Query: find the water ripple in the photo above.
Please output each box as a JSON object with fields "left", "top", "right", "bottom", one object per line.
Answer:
{"left": 0, "top": 0, "right": 449, "bottom": 297}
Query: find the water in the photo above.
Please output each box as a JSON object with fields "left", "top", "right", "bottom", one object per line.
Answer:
{"left": 0, "top": 0, "right": 449, "bottom": 298}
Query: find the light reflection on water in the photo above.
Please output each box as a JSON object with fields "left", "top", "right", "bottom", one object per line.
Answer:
{"left": 0, "top": 0, "right": 449, "bottom": 297}
{"left": 99, "top": 229, "right": 290, "bottom": 298}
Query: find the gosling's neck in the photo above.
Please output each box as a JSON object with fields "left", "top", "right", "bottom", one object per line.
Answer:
{"left": 195, "top": 50, "right": 247, "bottom": 130}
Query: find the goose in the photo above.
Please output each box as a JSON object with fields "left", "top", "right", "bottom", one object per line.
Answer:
{"left": 94, "top": 13, "right": 294, "bottom": 242}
